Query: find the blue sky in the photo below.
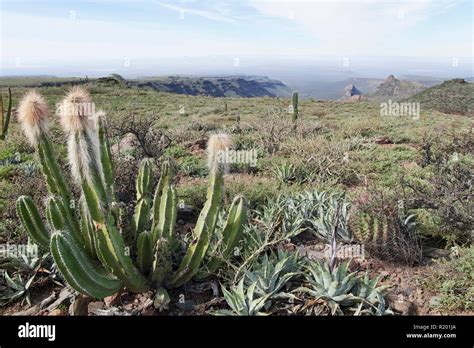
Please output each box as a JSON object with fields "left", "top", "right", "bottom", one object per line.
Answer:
{"left": 0, "top": 0, "right": 472, "bottom": 73}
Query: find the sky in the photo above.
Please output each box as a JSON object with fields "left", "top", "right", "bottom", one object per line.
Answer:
{"left": 0, "top": 0, "right": 472, "bottom": 76}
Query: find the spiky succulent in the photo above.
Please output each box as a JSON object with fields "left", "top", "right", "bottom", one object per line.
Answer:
{"left": 273, "top": 162, "right": 297, "bottom": 184}
{"left": 244, "top": 250, "right": 302, "bottom": 308}
{"left": 213, "top": 278, "right": 270, "bottom": 316}
{"left": 296, "top": 260, "right": 391, "bottom": 316}
{"left": 15, "top": 88, "right": 247, "bottom": 299}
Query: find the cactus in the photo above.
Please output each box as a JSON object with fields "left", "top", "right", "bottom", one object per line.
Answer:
{"left": 168, "top": 150, "right": 225, "bottom": 287}
{"left": 15, "top": 88, "right": 247, "bottom": 299}
{"left": 152, "top": 238, "right": 172, "bottom": 285}
{"left": 292, "top": 91, "right": 298, "bottom": 122}
{"left": 350, "top": 213, "right": 390, "bottom": 244}
{"left": 16, "top": 196, "right": 49, "bottom": 249}
{"left": 50, "top": 231, "right": 122, "bottom": 298}
{"left": 0, "top": 87, "right": 12, "bottom": 140}
{"left": 136, "top": 231, "right": 153, "bottom": 273}
{"left": 132, "top": 159, "right": 153, "bottom": 238}
{"left": 202, "top": 195, "right": 247, "bottom": 276}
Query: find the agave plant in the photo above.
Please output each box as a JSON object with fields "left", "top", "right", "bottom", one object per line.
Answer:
{"left": 273, "top": 162, "right": 298, "bottom": 184}
{"left": 213, "top": 278, "right": 270, "bottom": 316}
{"left": 295, "top": 259, "right": 391, "bottom": 316}
{"left": 244, "top": 250, "right": 302, "bottom": 308}
{"left": 15, "top": 88, "right": 247, "bottom": 300}
{"left": 0, "top": 245, "right": 47, "bottom": 306}
{"left": 299, "top": 190, "right": 352, "bottom": 242}
{"left": 233, "top": 199, "right": 306, "bottom": 283}
{"left": 0, "top": 271, "right": 37, "bottom": 306}
{"left": 265, "top": 190, "right": 352, "bottom": 242}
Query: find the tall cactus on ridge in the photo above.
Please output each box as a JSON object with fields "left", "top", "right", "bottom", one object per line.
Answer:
{"left": 16, "top": 88, "right": 247, "bottom": 299}
{"left": 0, "top": 87, "right": 12, "bottom": 140}
{"left": 292, "top": 91, "right": 299, "bottom": 122}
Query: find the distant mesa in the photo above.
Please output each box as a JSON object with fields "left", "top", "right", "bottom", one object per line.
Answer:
{"left": 131, "top": 75, "right": 291, "bottom": 98}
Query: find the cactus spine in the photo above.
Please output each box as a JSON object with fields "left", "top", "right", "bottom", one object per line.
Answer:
{"left": 0, "top": 87, "right": 12, "bottom": 140}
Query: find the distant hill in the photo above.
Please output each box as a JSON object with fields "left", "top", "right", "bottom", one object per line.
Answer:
{"left": 0, "top": 75, "right": 291, "bottom": 98}
{"left": 132, "top": 76, "right": 291, "bottom": 98}
{"left": 403, "top": 78, "right": 474, "bottom": 116}
{"left": 368, "top": 75, "right": 427, "bottom": 102}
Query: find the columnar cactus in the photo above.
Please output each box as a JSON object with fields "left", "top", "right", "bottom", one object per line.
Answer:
{"left": 16, "top": 88, "right": 247, "bottom": 299}
{"left": 292, "top": 91, "right": 298, "bottom": 122}
{"left": 0, "top": 87, "right": 12, "bottom": 140}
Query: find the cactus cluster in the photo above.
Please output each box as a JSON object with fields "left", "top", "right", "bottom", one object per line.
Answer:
{"left": 16, "top": 87, "right": 247, "bottom": 299}
{"left": 0, "top": 87, "right": 12, "bottom": 140}
{"left": 350, "top": 213, "right": 390, "bottom": 244}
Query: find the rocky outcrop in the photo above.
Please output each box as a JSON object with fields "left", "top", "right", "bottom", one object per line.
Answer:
{"left": 369, "top": 75, "right": 426, "bottom": 101}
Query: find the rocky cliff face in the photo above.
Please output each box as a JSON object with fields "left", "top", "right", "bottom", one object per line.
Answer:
{"left": 132, "top": 76, "right": 291, "bottom": 98}
{"left": 340, "top": 84, "right": 365, "bottom": 101}
{"left": 369, "top": 75, "right": 426, "bottom": 101}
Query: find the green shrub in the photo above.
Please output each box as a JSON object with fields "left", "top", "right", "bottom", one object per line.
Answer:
{"left": 423, "top": 247, "right": 474, "bottom": 313}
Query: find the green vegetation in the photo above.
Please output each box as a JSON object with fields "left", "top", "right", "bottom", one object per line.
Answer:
{"left": 0, "top": 78, "right": 472, "bottom": 316}
{"left": 405, "top": 79, "right": 474, "bottom": 116}
{"left": 423, "top": 247, "right": 474, "bottom": 313}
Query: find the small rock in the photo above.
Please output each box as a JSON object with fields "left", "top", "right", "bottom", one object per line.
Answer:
{"left": 386, "top": 294, "right": 416, "bottom": 315}
{"left": 374, "top": 136, "right": 393, "bottom": 145}
{"left": 104, "top": 292, "right": 122, "bottom": 307}
{"left": 187, "top": 138, "right": 208, "bottom": 151}
{"left": 48, "top": 309, "right": 65, "bottom": 316}
{"left": 111, "top": 133, "right": 138, "bottom": 155}
{"left": 69, "top": 296, "right": 92, "bottom": 316}
{"left": 88, "top": 301, "right": 105, "bottom": 314}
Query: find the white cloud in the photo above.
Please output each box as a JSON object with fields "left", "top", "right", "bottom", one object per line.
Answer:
{"left": 248, "top": 0, "right": 469, "bottom": 56}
